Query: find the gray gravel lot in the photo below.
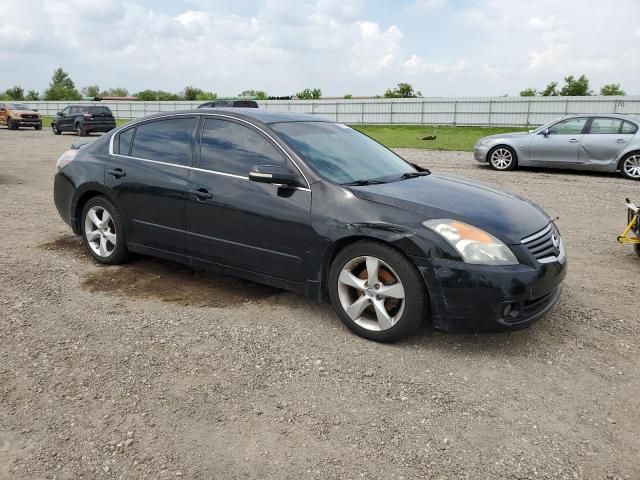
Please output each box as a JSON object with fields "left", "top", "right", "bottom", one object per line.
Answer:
{"left": 1, "top": 128, "right": 639, "bottom": 479}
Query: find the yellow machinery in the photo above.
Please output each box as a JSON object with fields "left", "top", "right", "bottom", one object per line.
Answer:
{"left": 617, "top": 198, "right": 640, "bottom": 257}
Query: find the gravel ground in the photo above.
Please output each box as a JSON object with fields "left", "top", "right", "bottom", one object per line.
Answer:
{"left": 1, "top": 128, "right": 639, "bottom": 480}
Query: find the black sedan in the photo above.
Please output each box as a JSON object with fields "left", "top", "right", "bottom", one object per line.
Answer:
{"left": 53, "top": 109, "right": 567, "bottom": 341}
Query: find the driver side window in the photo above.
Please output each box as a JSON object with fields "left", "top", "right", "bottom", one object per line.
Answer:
{"left": 548, "top": 118, "right": 587, "bottom": 135}
{"left": 60, "top": 107, "right": 70, "bottom": 115}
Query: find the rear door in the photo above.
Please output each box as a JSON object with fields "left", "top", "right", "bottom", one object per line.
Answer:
{"left": 529, "top": 117, "right": 588, "bottom": 166}
{"left": 106, "top": 115, "right": 198, "bottom": 255}
{"left": 579, "top": 118, "right": 637, "bottom": 169}
{"left": 186, "top": 116, "right": 313, "bottom": 282}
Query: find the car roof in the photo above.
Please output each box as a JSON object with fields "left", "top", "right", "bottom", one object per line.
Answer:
{"left": 561, "top": 113, "right": 639, "bottom": 123}
{"left": 138, "top": 108, "right": 326, "bottom": 125}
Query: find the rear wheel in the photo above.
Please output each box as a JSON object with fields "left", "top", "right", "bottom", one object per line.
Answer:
{"left": 328, "top": 241, "right": 428, "bottom": 342}
{"left": 620, "top": 153, "right": 640, "bottom": 180}
{"left": 81, "top": 196, "right": 128, "bottom": 265}
{"left": 489, "top": 146, "right": 517, "bottom": 171}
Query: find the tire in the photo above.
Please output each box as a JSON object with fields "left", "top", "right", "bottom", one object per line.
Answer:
{"left": 488, "top": 145, "right": 517, "bottom": 171}
{"left": 75, "top": 123, "right": 87, "bottom": 137}
{"left": 35, "top": 124, "right": 42, "bottom": 131}
{"left": 619, "top": 152, "right": 640, "bottom": 181}
{"left": 80, "top": 196, "right": 128, "bottom": 265}
{"left": 634, "top": 243, "right": 640, "bottom": 258}
{"left": 328, "top": 240, "right": 428, "bottom": 342}
{"left": 8, "top": 118, "right": 17, "bottom": 130}
{"left": 51, "top": 124, "right": 61, "bottom": 135}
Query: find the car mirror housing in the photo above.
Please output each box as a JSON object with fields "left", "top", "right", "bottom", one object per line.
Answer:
{"left": 249, "top": 165, "right": 299, "bottom": 187}
{"left": 57, "top": 112, "right": 63, "bottom": 117}
{"left": 541, "top": 128, "right": 550, "bottom": 137}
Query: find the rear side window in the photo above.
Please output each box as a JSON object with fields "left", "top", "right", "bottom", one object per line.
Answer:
{"left": 131, "top": 117, "right": 197, "bottom": 165}
{"left": 622, "top": 121, "right": 639, "bottom": 134}
{"left": 118, "top": 128, "right": 134, "bottom": 156}
{"left": 589, "top": 118, "right": 622, "bottom": 134}
{"left": 88, "top": 106, "right": 112, "bottom": 115}
{"left": 199, "top": 118, "right": 285, "bottom": 176}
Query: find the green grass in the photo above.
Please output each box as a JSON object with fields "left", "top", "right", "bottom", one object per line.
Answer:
{"left": 351, "top": 125, "right": 525, "bottom": 152}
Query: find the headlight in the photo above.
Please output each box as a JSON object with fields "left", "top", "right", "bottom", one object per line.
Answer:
{"left": 479, "top": 139, "right": 492, "bottom": 146}
{"left": 423, "top": 219, "right": 518, "bottom": 265}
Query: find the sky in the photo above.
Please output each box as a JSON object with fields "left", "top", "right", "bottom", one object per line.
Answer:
{"left": 1, "top": 0, "right": 639, "bottom": 97}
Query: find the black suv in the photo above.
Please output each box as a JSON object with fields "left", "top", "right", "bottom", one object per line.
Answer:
{"left": 198, "top": 100, "right": 258, "bottom": 109}
{"left": 51, "top": 105, "right": 117, "bottom": 136}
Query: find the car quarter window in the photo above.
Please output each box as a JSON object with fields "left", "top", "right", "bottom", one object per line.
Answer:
{"left": 548, "top": 118, "right": 588, "bottom": 135}
{"left": 621, "top": 121, "right": 639, "bottom": 134}
{"left": 117, "top": 128, "right": 134, "bottom": 156}
{"left": 588, "top": 118, "right": 623, "bottom": 134}
{"left": 130, "top": 117, "right": 198, "bottom": 165}
{"left": 199, "top": 118, "right": 286, "bottom": 176}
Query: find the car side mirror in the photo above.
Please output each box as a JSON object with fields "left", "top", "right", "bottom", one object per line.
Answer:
{"left": 249, "top": 165, "right": 299, "bottom": 187}
{"left": 541, "top": 128, "right": 550, "bottom": 137}
{"left": 57, "top": 112, "right": 64, "bottom": 117}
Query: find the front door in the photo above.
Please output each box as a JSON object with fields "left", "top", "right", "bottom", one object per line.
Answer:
{"left": 57, "top": 107, "right": 74, "bottom": 131}
{"left": 0, "top": 104, "right": 7, "bottom": 125}
{"left": 529, "top": 117, "right": 588, "bottom": 166}
{"left": 106, "top": 116, "right": 198, "bottom": 255}
{"left": 579, "top": 117, "right": 637, "bottom": 169}
{"left": 186, "top": 116, "right": 313, "bottom": 282}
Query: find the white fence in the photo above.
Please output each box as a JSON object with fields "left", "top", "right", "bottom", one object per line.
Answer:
{"left": 20, "top": 96, "right": 640, "bottom": 127}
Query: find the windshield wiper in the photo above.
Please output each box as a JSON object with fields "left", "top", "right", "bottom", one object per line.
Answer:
{"left": 342, "top": 179, "right": 388, "bottom": 186}
{"left": 393, "top": 171, "right": 431, "bottom": 181}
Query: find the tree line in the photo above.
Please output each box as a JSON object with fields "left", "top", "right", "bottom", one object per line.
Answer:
{"left": 519, "top": 74, "right": 625, "bottom": 97}
{"left": 0, "top": 68, "right": 629, "bottom": 102}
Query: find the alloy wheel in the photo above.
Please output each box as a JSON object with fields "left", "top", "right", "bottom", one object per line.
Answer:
{"left": 84, "top": 206, "right": 117, "bottom": 257}
{"left": 337, "top": 255, "right": 406, "bottom": 331}
{"left": 490, "top": 148, "right": 513, "bottom": 170}
{"left": 623, "top": 155, "right": 640, "bottom": 179}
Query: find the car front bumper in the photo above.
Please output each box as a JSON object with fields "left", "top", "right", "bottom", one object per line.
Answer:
{"left": 412, "top": 255, "right": 567, "bottom": 332}
{"left": 14, "top": 118, "right": 42, "bottom": 127}
{"left": 473, "top": 144, "right": 490, "bottom": 162}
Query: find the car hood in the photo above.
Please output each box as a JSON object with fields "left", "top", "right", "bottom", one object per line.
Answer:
{"left": 9, "top": 109, "right": 40, "bottom": 116}
{"left": 480, "top": 131, "right": 530, "bottom": 141}
{"left": 349, "top": 174, "right": 550, "bottom": 244}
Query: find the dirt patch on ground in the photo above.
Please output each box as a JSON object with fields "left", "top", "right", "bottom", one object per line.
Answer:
{"left": 81, "top": 258, "right": 283, "bottom": 308}
{"left": 39, "top": 235, "right": 86, "bottom": 255}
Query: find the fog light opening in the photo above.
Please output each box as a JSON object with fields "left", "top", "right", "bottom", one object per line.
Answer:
{"left": 503, "top": 303, "right": 522, "bottom": 321}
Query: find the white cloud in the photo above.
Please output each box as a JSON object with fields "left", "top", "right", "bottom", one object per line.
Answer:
{"left": 403, "top": 55, "right": 468, "bottom": 74}
{"left": 350, "top": 21, "right": 403, "bottom": 76}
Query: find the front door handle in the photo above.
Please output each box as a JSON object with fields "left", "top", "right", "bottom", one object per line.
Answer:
{"left": 568, "top": 138, "right": 579, "bottom": 143}
{"left": 106, "top": 168, "right": 126, "bottom": 178}
{"left": 189, "top": 187, "right": 213, "bottom": 201}
{"left": 616, "top": 139, "right": 627, "bottom": 144}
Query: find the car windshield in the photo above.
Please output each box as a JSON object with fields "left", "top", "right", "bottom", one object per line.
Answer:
{"left": 270, "top": 122, "right": 416, "bottom": 184}
{"left": 7, "top": 103, "right": 29, "bottom": 110}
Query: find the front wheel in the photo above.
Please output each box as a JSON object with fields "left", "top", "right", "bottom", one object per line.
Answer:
{"left": 35, "top": 124, "right": 42, "bottom": 131}
{"left": 620, "top": 153, "right": 640, "bottom": 180}
{"left": 489, "top": 146, "right": 517, "bottom": 171}
{"left": 328, "top": 241, "right": 428, "bottom": 342}
{"left": 634, "top": 243, "right": 640, "bottom": 258}
{"left": 75, "top": 123, "right": 87, "bottom": 136}
{"left": 51, "top": 124, "right": 61, "bottom": 135}
{"left": 81, "top": 196, "right": 128, "bottom": 265}
{"left": 8, "top": 119, "right": 17, "bottom": 130}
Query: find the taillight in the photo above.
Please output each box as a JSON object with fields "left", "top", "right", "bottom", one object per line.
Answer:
{"left": 56, "top": 149, "right": 79, "bottom": 170}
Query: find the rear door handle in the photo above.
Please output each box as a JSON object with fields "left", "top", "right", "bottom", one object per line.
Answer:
{"left": 568, "top": 138, "right": 579, "bottom": 143}
{"left": 616, "top": 139, "right": 627, "bottom": 144}
{"left": 189, "top": 187, "right": 213, "bottom": 200}
{"left": 106, "top": 168, "right": 126, "bottom": 178}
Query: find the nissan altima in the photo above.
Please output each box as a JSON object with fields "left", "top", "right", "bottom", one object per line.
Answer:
{"left": 475, "top": 114, "right": 640, "bottom": 180}
{"left": 54, "top": 109, "right": 567, "bottom": 342}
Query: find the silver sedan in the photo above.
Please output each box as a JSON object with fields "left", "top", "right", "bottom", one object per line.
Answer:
{"left": 474, "top": 114, "right": 640, "bottom": 180}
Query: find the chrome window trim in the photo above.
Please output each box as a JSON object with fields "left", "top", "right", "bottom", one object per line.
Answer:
{"left": 110, "top": 153, "right": 311, "bottom": 192}
{"left": 107, "top": 112, "right": 311, "bottom": 189}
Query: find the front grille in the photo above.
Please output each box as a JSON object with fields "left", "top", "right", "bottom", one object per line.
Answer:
{"left": 521, "top": 223, "right": 561, "bottom": 262}
{"left": 21, "top": 114, "right": 39, "bottom": 119}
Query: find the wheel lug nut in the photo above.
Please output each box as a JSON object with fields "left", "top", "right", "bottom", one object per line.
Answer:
{"left": 374, "top": 284, "right": 380, "bottom": 289}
